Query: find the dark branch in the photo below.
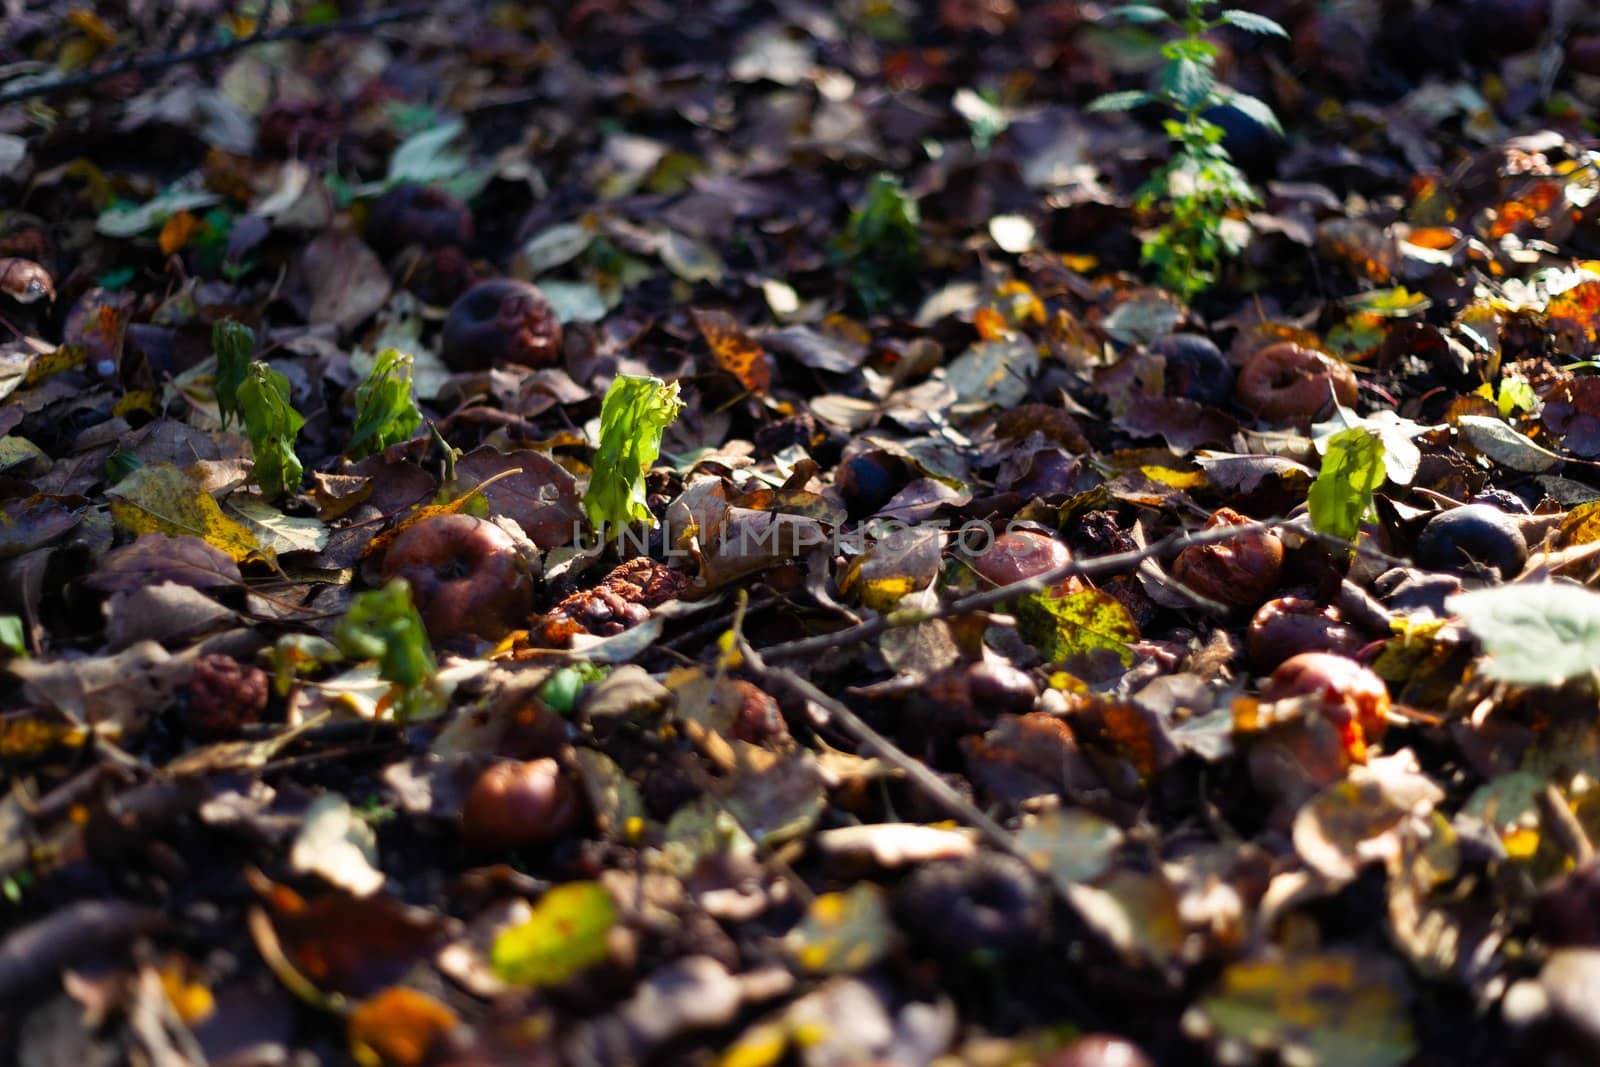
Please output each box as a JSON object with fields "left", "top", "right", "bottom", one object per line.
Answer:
{"left": 0, "top": 6, "right": 430, "bottom": 106}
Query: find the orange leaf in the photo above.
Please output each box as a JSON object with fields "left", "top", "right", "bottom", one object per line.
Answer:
{"left": 973, "top": 306, "right": 1010, "bottom": 341}
{"left": 348, "top": 987, "right": 457, "bottom": 1067}
{"left": 692, "top": 308, "right": 771, "bottom": 395}
{"left": 160, "top": 210, "right": 204, "bottom": 256}
{"left": 1547, "top": 279, "right": 1600, "bottom": 352}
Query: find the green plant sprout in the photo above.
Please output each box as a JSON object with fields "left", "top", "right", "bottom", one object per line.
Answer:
{"left": 582, "top": 374, "right": 683, "bottom": 540}
{"left": 1089, "top": 1, "right": 1287, "bottom": 300}
{"left": 837, "top": 173, "right": 921, "bottom": 312}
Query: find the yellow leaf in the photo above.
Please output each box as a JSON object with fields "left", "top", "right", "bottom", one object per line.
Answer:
{"left": 719, "top": 1022, "right": 792, "bottom": 1067}
{"left": 490, "top": 882, "right": 616, "bottom": 987}
{"left": 108, "top": 463, "right": 262, "bottom": 562}
{"left": 1016, "top": 587, "right": 1139, "bottom": 666}
{"left": 158, "top": 961, "right": 215, "bottom": 1025}
{"left": 784, "top": 884, "right": 894, "bottom": 975}
{"left": 1139, "top": 465, "right": 1206, "bottom": 489}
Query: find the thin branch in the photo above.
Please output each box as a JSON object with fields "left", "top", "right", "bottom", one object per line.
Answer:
{"left": 0, "top": 6, "right": 431, "bottom": 106}
{"left": 759, "top": 514, "right": 1381, "bottom": 663}
{"left": 738, "top": 635, "right": 1031, "bottom": 866}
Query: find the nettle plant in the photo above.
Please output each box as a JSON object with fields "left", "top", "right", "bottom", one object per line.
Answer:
{"left": 1089, "top": 1, "right": 1287, "bottom": 300}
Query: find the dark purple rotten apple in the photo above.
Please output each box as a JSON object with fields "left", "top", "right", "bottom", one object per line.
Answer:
{"left": 441, "top": 279, "right": 563, "bottom": 371}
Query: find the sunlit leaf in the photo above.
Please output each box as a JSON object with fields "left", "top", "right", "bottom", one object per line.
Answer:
{"left": 346, "top": 348, "right": 423, "bottom": 460}
{"left": 692, "top": 308, "right": 771, "bottom": 395}
{"left": 237, "top": 362, "right": 305, "bottom": 500}
{"left": 1448, "top": 583, "right": 1600, "bottom": 685}
{"left": 334, "top": 580, "right": 439, "bottom": 720}
{"left": 108, "top": 463, "right": 262, "bottom": 562}
{"left": 490, "top": 882, "right": 616, "bottom": 987}
{"left": 784, "top": 884, "right": 894, "bottom": 975}
{"left": 1308, "top": 427, "right": 1385, "bottom": 542}
{"left": 348, "top": 987, "right": 457, "bottom": 1067}
{"left": 1196, "top": 951, "right": 1415, "bottom": 1067}
{"left": 1015, "top": 587, "right": 1139, "bottom": 666}
{"left": 582, "top": 374, "right": 683, "bottom": 538}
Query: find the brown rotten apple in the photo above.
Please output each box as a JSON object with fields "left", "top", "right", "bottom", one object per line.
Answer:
{"left": 1235, "top": 341, "right": 1358, "bottom": 421}
{"left": 440, "top": 279, "right": 563, "bottom": 371}
{"left": 461, "top": 758, "right": 584, "bottom": 850}
{"left": 381, "top": 514, "right": 535, "bottom": 641}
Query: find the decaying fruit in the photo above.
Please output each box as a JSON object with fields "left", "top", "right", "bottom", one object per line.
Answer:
{"left": 441, "top": 279, "right": 564, "bottom": 371}
{"left": 1263, "top": 651, "right": 1391, "bottom": 761}
{"left": 1247, "top": 596, "right": 1364, "bottom": 670}
{"left": 461, "top": 758, "right": 584, "bottom": 850}
{"left": 1170, "top": 508, "right": 1283, "bottom": 613}
{"left": 972, "top": 529, "right": 1078, "bottom": 593}
{"left": 534, "top": 557, "right": 689, "bottom": 647}
{"left": 381, "top": 514, "right": 536, "bottom": 641}
{"left": 1413, "top": 503, "right": 1527, "bottom": 580}
{"left": 1234, "top": 342, "right": 1358, "bottom": 421}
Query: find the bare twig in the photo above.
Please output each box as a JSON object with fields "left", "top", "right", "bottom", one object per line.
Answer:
{"left": 738, "top": 635, "right": 1031, "bottom": 868}
{"left": 1538, "top": 783, "right": 1595, "bottom": 867}
{"left": 0, "top": 6, "right": 431, "bottom": 106}
{"left": 758, "top": 514, "right": 1388, "bottom": 663}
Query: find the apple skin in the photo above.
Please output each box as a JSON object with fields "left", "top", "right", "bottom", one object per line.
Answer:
{"left": 461, "top": 758, "right": 584, "bottom": 850}
{"left": 1235, "top": 342, "right": 1358, "bottom": 421}
{"left": 381, "top": 514, "right": 535, "bottom": 641}
{"left": 1171, "top": 508, "right": 1283, "bottom": 613}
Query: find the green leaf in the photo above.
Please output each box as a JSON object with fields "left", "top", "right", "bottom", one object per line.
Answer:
{"left": 491, "top": 882, "right": 616, "bottom": 986}
{"left": 538, "top": 662, "right": 609, "bottom": 716}
{"left": 1308, "top": 427, "right": 1385, "bottom": 543}
{"left": 1087, "top": 90, "right": 1155, "bottom": 113}
{"left": 334, "top": 579, "right": 439, "bottom": 719}
{"left": 96, "top": 188, "right": 221, "bottom": 238}
{"left": 841, "top": 173, "right": 921, "bottom": 312}
{"left": 1162, "top": 56, "right": 1217, "bottom": 112}
{"left": 1498, "top": 376, "right": 1537, "bottom": 419}
{"left": 1112, "top": 3, "right": 1173, "bottom": 23}
{"left": 346, "top": 348, "right": 423, "bottom": 460}
{"left": 386, "top": 118, "right": 467, "bottom": 187}
{"left": 1448, "top": 584, "right": 1600, "bottom": 686}
{"left": 0, "top": 614, "right": 25, "bottom": 657}
{"left": 1217, "top": 9, "right": 1289, "bottom": 36}
{"left": 212, "top": 319, "right": 255, "bottom": 430}
{"left": 236, "top": 362, "right": 305, "bottom": 500}
{"left": 1312, "top": 406, "right": 1430, "bottom": 486}
{"left": 582, "top": 374, "right": 683, "bottom": 538}
{"left": 1015, "top": 587, "right": 1139, "bottom": 666}
{"left": 1218, "top": 89, "right": 1283, "bottom": 136}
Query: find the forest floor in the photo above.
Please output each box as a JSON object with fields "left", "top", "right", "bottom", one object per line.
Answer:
{"left": 6, "top": 1, "right": 1600, "bottom": 1065}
